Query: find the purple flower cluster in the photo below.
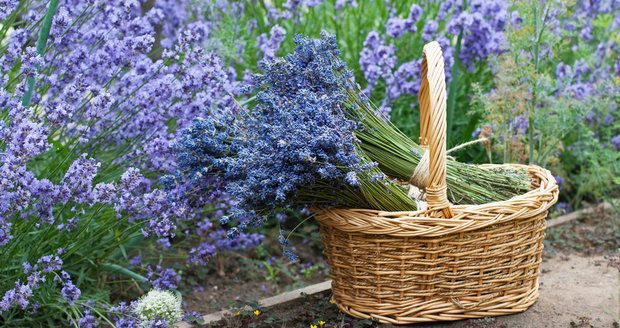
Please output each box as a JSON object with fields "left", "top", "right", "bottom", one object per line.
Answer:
{"left": 108, "top": 302, "right": 139, "bottom": 328}
{"left": 0, "top": 0, "right": 18, "bottom": 21}
{"left": 146, "top": 266, "right": 181, "bottom": 290}
{"left": 257, "top": 25, "right": 286, "bottom": 60}
{"left": 445, "top": 0, "right": 508, "bottom": 71}
{"left": 359, "top": 32, "right": 396, "bottom": 94}
{"left": 358, "top": 0, "right": 510, "bottom": 116}
{"left": 386, "top": 59, "right": 422, "bottom": 101}
{"left": 13, "top": 0, "right": 237, "bottom": 176}
{"left": 1, "top": 254, "right": 80, "bottom": 312}
{"left": 78, "top": 307, "right": 99, "bottom": 328}
{"left": 208, "top": 229, "right": 264, "bottom": 252}
{"left": 1, "top": 0, "right": 264, "bottom": 322}
{"left": 386, "top": 4, "right": 423, "bottom": 38}
{"left": 147, "top": 319, "right": 170, "bottom": 328}
{"left": 610, "top": 135, "right": 620, "bottom": 150}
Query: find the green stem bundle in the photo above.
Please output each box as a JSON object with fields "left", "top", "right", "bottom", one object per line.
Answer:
{"left": 345, "top": 90, "right": 532, "bottom": 205}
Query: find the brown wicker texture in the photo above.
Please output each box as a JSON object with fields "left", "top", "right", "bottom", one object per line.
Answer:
{"left": 315, "top": 41, "right": 559, "bottom": 324}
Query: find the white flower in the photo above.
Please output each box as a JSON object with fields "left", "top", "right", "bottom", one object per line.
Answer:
{"left": 133, "top": 289, "right": 183, "bottom": 327}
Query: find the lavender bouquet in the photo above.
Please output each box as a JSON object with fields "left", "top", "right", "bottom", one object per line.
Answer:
{"left": 254, "top": 33, "right": 532, "bottom": 205}
{"left": 172, "top": 71, "right": 418, "bottom": 229}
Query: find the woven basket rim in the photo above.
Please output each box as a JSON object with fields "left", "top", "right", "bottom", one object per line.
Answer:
{"left": 314, "top": 163, "right": 559, "bottom": 237}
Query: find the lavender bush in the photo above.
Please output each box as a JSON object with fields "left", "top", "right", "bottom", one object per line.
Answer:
{"left": 0, "top": 0, "right": 261, "bottom": 324}
{"left": 472, "top": 0, "right": 619, "bottom": 210}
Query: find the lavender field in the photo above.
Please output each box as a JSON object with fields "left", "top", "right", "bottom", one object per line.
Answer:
{"left": 0, "top": 0, "right": 618, "bottom": 327}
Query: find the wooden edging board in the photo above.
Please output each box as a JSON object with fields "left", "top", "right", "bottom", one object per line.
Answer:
{"left": 176, "top": 280, "right": 333, "bottom": 327}
{"left": 546, "top": 202, "right": 612, "bottom": 228}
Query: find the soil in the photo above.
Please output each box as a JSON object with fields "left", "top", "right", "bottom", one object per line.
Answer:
{"left": 183, "top": 208, "right": 620, "bottom": 328}
{"left": 182, "top": 225, "right": 330, "bottom": 314}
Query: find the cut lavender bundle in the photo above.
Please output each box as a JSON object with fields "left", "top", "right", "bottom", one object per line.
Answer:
{"left": 172, "top": 75, "right": 418, "bottom": 228}
{"left": 255, "top": 33, "right": 531, "bottom": 205}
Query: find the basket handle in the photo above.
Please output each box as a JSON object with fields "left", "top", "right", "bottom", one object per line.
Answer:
{"left": 417, "top": 41, "right": 452, "bottom": 218}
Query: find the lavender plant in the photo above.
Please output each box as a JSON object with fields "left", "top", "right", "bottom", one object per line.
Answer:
{"left": 472, "top": 0, "right": 619, "bottom": 208}
{"left": 0, "top": 0, "right": 260, "bottom": 324}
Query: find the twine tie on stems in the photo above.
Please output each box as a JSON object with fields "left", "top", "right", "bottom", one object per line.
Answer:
{"left": 409, "top": 138, "right": 488, "bottom": 210}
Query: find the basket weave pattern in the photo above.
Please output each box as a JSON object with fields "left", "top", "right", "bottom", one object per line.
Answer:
{"left": 315, "top": 42, "right": 558, "bottom": 324}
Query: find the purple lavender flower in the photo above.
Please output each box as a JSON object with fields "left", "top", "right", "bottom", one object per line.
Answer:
{"left": 22, "top": 47, "right": 43, "bottom": 78}
{"left": 565, "top": 83, "right": 594, "bottom": 100}
{"left": 56, "top": 217, "right": 79, "bottom": 232}
{"left": 283, "top": 249, "right": 299, "bottom": 262}
{"left": 78, "top": 309, "right": 99, "bottom": 328}
{"left": 445, "top": 0, "right": 508, "bottom": 70}
{"left": 556, "top": 62, "right": 573, "bottom": 82}
{"left": 573, "top": 59, "right": 590, "bottom": 81}
{"left": 61, "top": 155, "right": 100, "bottom": 203}
{"left": 208, "top": 229, "right": 264, "bottom": 252}
{"left": 611, "top": 135, "right": 620, "bottom": 150}
{"left": 129, "top": 256, "right": 142, "bottom": 267}
{"left": 345, "top": 171, "right": 360, "bottom": 186}
{"left": 386, "top": 18, "right": 408, "bottom": 38}
{"left": 146, "top": 266, "right": 181, "bottom": 290}
{"left": 37, "top": 255, "right": 63, "bottom": 273}
{"left": 0, "top": 0, "right": 259, "bottom": 322}
{"left": 275, "top": 213, "right": 288, "bottom": 222}
{"left": 510, "top": 10, "right": 523, "bottom": 26}
{"left": 422, "top": 19, "right": 439, "bottom": 42}
{"left": 1, "top": 280, "right": 36, "bottom": 312}
{"left": 603, "top": 115, "right": 614, "bottom": 125}
{"left": 188, "top": 242, "right": 217, "bottom": 265}
{"left": 386, "top": 59, "right": 421, "bottom": 100}
{"left": 359, "top": 32, "right": 396, "bottom": 94}
{"left": 579, "top": 23, "right": 593, "bottom": 41}
{"left": 257, "top": 25, "right": 286, "bottom": 60}
{"left": 61, "top": 280, "right": 81, "bottom": 305}
{"left": 108, "top": 302, "right": 138, "bottom": 328}
{"left": 406, "top": 4, "right": 423, "bottom": 29}
{"left": 147, "top": 319, "right": 170, "bottom": 328}
{"left": 0, "top": 0, "right": 19, "bottom": 21}
{"left": 91, "top": 183, "right": 117, "bottom": 204}
{"left": 511, "top": 115, "right": 529, "bottom": 135}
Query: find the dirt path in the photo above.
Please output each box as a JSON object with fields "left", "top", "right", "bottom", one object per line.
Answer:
{"left": 499, "top": 254, "right": 618, "bottom": 328}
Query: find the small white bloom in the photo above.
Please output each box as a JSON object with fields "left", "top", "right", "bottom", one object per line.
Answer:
{"left": 133, "top": 289, "right": 183, "bottom": 327}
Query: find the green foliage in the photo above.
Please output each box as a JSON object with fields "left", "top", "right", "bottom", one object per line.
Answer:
{"left": 473, "top": 0, "right": 620, "bottom": 207}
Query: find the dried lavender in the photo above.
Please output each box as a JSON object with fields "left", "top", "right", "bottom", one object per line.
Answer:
{"left": 173, "top": 63, "right": 418, "bottom": 226}
{"left": 267, "top": 33, "right": 531, "bottom": 204}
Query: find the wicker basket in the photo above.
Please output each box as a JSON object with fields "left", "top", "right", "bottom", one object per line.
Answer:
{"left": 314, "top": 41, "right": 559, "bottom": 325}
